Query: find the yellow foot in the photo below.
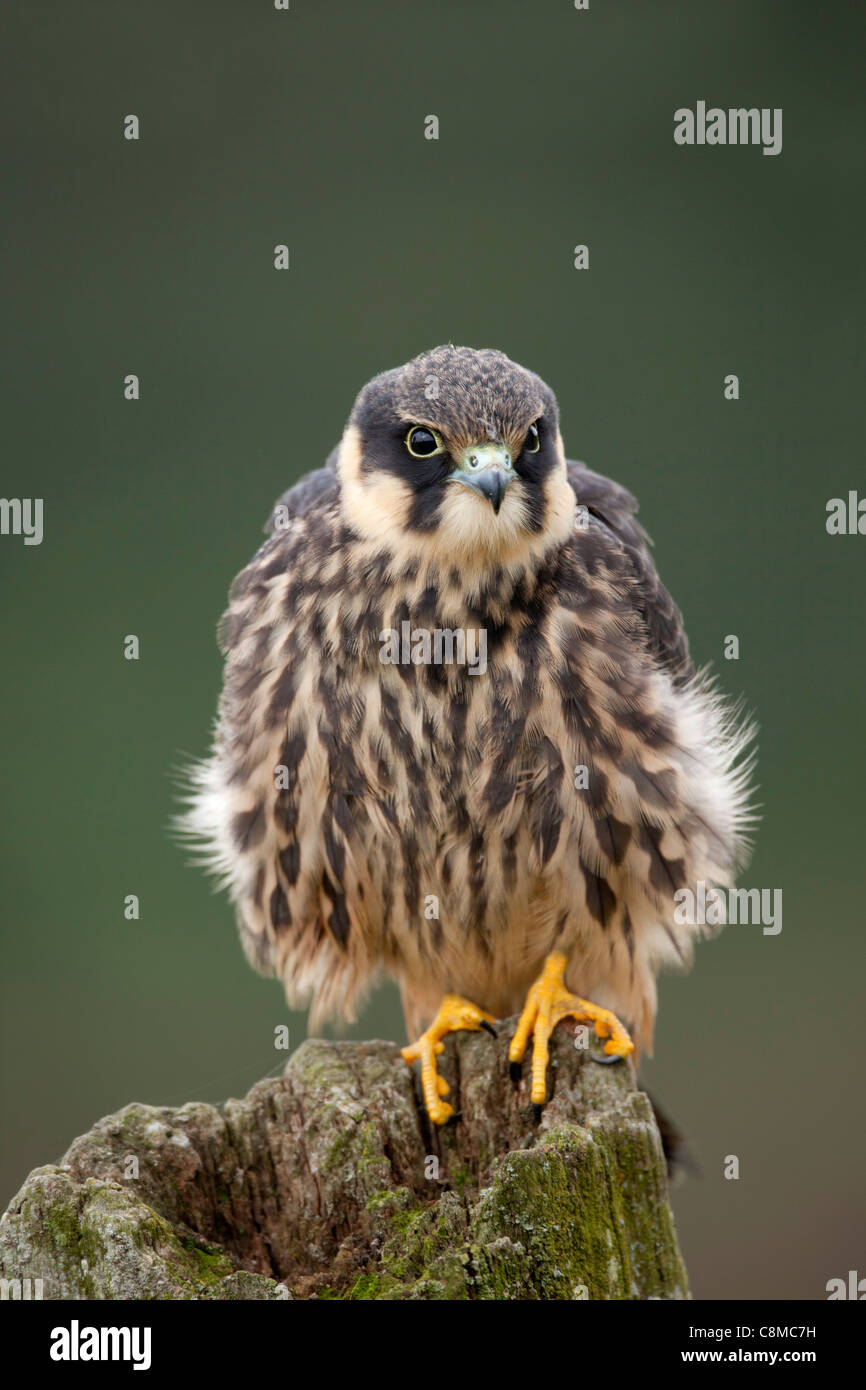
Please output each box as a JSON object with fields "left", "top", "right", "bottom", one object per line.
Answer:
{"left": 508, "top": 953, "right": 634, "bottom": 1106}
{"left": 401, "top": 995, "right": 497, "bottom": 1125}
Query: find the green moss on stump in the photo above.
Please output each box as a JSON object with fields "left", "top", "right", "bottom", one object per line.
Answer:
{"left": 0, "top": 1026, "right": 689, "bottom": 1300}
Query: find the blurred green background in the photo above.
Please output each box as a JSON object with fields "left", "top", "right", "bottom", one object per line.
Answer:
{"left": 2, "top": 1, "right": 864, "bottom": 1299}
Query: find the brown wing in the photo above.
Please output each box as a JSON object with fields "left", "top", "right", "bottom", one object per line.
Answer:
{"left": 263, "top": 447, "right": 340, "bottom": 534}
{"left": 566, "top": 459, "right": 693, "bottom": 687}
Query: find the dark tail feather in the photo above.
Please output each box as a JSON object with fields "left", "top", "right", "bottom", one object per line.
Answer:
{"left": 644, "top": 1090, "right": 701, "bottom": 1182}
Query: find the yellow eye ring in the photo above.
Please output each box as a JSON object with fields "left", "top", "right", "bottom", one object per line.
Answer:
{"left": 525, "top": 422, "right": 541, "bottom": 454}
{"left": 405, "top": 426, "right": 445, "bottom": 458}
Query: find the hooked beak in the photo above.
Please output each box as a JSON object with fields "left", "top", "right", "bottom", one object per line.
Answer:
{"left": 448, "top": 442, "right": 515, "bottom": 515}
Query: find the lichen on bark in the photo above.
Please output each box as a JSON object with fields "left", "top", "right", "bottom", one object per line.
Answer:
{"left": 0, "top": 1018, "right": 688, "bottom": 1300}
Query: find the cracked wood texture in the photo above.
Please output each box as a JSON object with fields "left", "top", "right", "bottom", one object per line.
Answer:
{"left": 0, "top": 1019, "right": 689, "bottom": 1300}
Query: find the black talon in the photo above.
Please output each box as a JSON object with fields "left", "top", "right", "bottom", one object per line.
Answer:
{"left": 480, "top": 1020, "right": 498, "bottom": 1038}
{"left": 591, "top": 1051, "right": 623, "bottom": 1065}
{"left": 531, "top": 1103, "right": 544, "bottom": 1124}
{"left": 509, "top": 1061, "right": 522, "bottom": 1083}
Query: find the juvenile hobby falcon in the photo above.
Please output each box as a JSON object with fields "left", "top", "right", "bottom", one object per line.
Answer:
{"left": 186, "top": 346, "right": 754, "bottom": 1124}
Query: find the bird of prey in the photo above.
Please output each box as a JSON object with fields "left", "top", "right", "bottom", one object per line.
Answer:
{"left": 186, "top": 345, "right": 753, "bottom": 1125}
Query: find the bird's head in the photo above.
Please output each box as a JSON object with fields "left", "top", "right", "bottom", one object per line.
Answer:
{"left": 337, "top": 346, "right": 576, "bottom": 569}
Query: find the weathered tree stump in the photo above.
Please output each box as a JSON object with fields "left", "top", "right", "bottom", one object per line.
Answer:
{"left": 0, "top": 1019, "right": 688, "bottom": 1299}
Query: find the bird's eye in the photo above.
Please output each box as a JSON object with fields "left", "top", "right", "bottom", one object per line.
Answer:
{"left": 405, "top": 426, "right": 444, "bottom": 458}
{"left": 525, "top": 422, "right": 541, "bottom": 454}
